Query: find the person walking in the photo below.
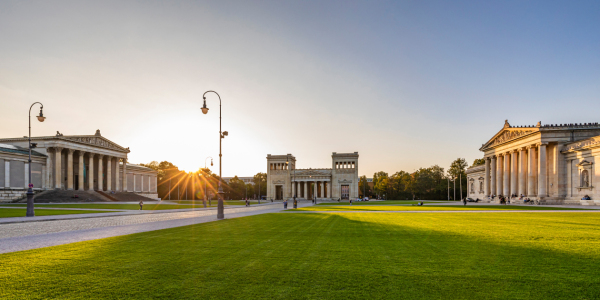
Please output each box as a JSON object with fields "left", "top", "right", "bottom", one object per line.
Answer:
{"left": 139, "top": 200, "right": 144, "bottom": 210}
{"left": 463, "top": 198, "right": 467, "bottom": 206}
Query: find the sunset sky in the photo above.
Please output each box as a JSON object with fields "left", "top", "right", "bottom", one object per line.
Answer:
{"left": 1, "top": 0, "right": 599, "bottom": 176}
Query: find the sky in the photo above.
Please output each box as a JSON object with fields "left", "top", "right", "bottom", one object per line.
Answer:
{"left": 0, "top": 0, "right": 598, "bottom": 177}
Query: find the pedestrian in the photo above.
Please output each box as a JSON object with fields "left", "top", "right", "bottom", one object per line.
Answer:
{"left": 463, "top": 198, "right": 467, "bottom": 206}
{"left": 350, "top": 199, "right": 353, "bottom": 206}
{"left": 139, "top": 200, "right": 144, "bottom": 210}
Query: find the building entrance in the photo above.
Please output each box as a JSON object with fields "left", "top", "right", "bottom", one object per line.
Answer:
{"left": 341, "top": 185, "right": 349, "bottom": 200}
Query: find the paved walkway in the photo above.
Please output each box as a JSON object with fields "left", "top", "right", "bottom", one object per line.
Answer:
{"left": 0, "top": 202, "right": 310, "bottom": 254}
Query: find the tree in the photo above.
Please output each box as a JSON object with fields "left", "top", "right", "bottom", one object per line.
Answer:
{"left": 358, "top": 176, "right": 371, "bottom": 197}
{"left": 472, "top": 158, "right": 485, "bottom": 167}
{"left": 253, "top": 172, "right": 267, "bottom": 199}
{"left": 373, "top": 171, "right": 389, "bottom": 198}
{"left": 448, "top": 158, "right": 468, "bottom": 200}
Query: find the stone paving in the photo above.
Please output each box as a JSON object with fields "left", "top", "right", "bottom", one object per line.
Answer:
{"left": 0, "top": 202, "right": 307, "bottom": 254}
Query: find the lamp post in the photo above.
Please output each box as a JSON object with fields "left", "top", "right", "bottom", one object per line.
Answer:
{"left": 26, "top": 102, "right": 45, "bottom": 217}
{"left": 287, "top": 157, "right": 296, "bottom": 208}
{"left": 258, "top": 173, "right": 262, "bottom": 204}
{"left": 201, "top": 90, "right": 228, "bottom": 220}
{"left": 204, "top": 157, "right": 213, "bottom": 208}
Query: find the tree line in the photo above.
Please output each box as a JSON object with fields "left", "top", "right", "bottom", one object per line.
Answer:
{"left": 140, "top": 161, "right": 267, "bottom": 201}
{"left": 359, "top": 158, "right": 477, "bottom": 200}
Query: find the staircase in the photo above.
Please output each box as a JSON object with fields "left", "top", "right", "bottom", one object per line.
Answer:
{"left": 96, "top": 191, "right": 158, "bottom": 202}
{"left": 31, "top": 190, "right": 112, "bottom": 203}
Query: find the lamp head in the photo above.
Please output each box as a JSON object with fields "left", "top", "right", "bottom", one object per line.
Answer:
{"left": 201, "top": 97, "right": 209, "bottom": 114}
{"left": 211, "top": 159, "right": 213, "bottom": 166}
{"left": 37, "top": 108, "right": 46, "bottom": 122}
{"left": 223, "top": 131, "right": 228, "bottom": 136}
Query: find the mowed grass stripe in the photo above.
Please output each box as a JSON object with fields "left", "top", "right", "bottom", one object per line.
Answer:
{"left": 297, "top": 204, "right": 590, "bottom": 211}
{"left": 1, "top": 212, "right": 600, "bottom": 299}
{"left": 0, "top": 208, "right": 117, "bottom": 218}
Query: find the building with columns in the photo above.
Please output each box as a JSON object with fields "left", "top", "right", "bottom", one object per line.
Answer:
{"left": 0, "top": 130, "right": 158, "bottom": 202}
{"left": 467, "top": 120, "right": 600, "bottom": 205}
{"left": 266, "top": 152, "right": 359, "bottom": 201}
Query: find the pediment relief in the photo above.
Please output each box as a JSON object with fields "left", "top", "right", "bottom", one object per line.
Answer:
{"left": 483, "top": 129, "right": 535, "bottom": 149}
{"left": 576, "top": 160, "right": 593, "bottom": 167}
{"left": 63, "top": 136, "right": 128, "bottom": 152}
{"left": 338, "top": 179, "right": 353, "bottom": 184}
{"left": 272, "top": 180, "right": 285, "bottom": 184}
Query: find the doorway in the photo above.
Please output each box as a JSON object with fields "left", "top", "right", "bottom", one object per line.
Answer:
{"left": 276, "top": 185, "right": 283, "bottom": 200}
{"left": 341, "top": 185, "right": 349, "bottom": 200}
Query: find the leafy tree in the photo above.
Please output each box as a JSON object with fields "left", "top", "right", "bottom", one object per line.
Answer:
{"left": 373, "top": 171, "right": 389, "bottom": 197}
{"left": 358, "top": 176, "right": 371, "bottom": 197}
{"left": 253, "top": 172, "right": 267, "bottom": 199}
{"left": 448, "top": 158, "right": 468, "bottom": 200}
{"left": 472, "top": 158, "right": 485, "bottom": 167}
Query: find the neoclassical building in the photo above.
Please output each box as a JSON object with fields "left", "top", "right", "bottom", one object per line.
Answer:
{"left": 0, "top": 130, "right": 158, "bottom": 202}
{"left": 266, "top": 152, "right": 359, "bottom": 201}
{"left": 467, "top": 120, "right": 600, "bottom": 204}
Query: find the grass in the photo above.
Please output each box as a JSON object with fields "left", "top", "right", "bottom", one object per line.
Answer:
{"left": 317, "top": 200, "right": 446, "bottom": 205}
{"left": 0, "top": 208, "right": 116, "bottom": 218}
{"left": 1, "top": 212, "right": 600, "bottom": 299}
{"left": 297, "top": 204, "right": 591, "bottom": 211}
{"left": 0, "top": 202, "right": 246, "bottom": 210}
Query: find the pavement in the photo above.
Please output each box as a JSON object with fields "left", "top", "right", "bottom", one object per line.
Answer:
{"left": 0, "top": 202, "right": 312, "bottom": 254}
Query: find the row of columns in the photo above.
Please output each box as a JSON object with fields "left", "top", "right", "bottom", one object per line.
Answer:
{"left": 47, "top": 147, "right": 127, "bottom": 192}
{"left": 484, "top": 143, "right": 547, "bottom": 198}
{"left": 291, "top": 181, "right": 332, "bottom": 199}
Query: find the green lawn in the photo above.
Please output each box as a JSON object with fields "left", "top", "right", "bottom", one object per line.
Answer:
{"left": 318, "top": 200, "right": 446, "bottom": 205}
{"left": 1, "top": 212, "right": 600, "bottom": 299}
{"left": 297, "top": 204, "right": 590, "bottom": 211}
{"left": 0, "top": 208, "right": 116, "bottom": 218}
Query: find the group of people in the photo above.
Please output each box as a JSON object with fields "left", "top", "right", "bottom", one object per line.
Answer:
{"left": 582, "top": 195, "right": 592, "bottom": 200}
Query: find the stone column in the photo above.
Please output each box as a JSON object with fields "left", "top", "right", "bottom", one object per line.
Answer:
{"left": 78, "top": 151, "right": 85, "bottom": 191}
{"left": 327, "top": 181, "right": 332, "bottom": 198}
{"left": 304, "top": 181, "right": 308, "bottom": 199}
{"left": 133, "top": 173, "right": 136, "bottom": 192}
{"left": 106, "top": 156, "right": 112, "bottom": 191}
{"left": 122, "top": 159, "right": 128, "bottom": 192}
{"left": 292, "top": 181, "right": 296, "bottom": 198}
{"left": 566, "top": 159, "right": 572, "bottom": 197}
{"left": 490, "top": 156, "right": 496, "bottom": 196}
{"left": 97, "top": 154, "right": 104, "bottom": 191}
{"left": 538, "top": 143, "right": 547, "bottom": 198}
{"left": 55, "top": 147, "right": 63, "bottom": 189}
{"left": 519, "top": 147, "right": 527, "bottom": 196}
{"left": 115, "top": 158, "right": 120, "bottom": 192}
{"left": 510, "top": 150, "right": 518, "bottom": 196}
{"left": 45, "top": 149, "right": 52, "bottom": 189}
{"left": 496, "top": 154, "right": 503, "bottom": 196}
{"left": 503, "top": 152, "right": 510, "bottom": 196}
{"left": 314, "top": 181, "right": 318, "bottom": 200}
{"left": 24, "top": 162, "right": 29, "bottom": 189}
{"left": 527, "top": 146, "right": 537, "bottom": 196}
{"left": 4, "top": 160, "right": 9, "bottom": 188}
{"left": 88, "top": 153, "right": 95, "bottom": 190}
{"left": 67, "top": 149, "right": 75, "bottom": 190}
{"left": 484, "top": 158, "right": 490, "bottom": 196}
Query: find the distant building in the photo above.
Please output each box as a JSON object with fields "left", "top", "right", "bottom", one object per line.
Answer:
{"left": 222, "top": 177, "right": 254, "bottom": 185}
{"left": 266, "top": 152, "right": 359, "bottom": 201}
{"left": 0, "top": 130, "right": 158, "bottom": 202}
{"left": 468, "top": 120, "right": 600, "bottom": 204}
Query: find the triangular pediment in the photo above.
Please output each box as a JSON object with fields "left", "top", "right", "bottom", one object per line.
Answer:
{"left": 62, "top": 136, "right": 129, "bottom": 152}
{"left": 480, "top": 125, "right": 537, "bottom": 150}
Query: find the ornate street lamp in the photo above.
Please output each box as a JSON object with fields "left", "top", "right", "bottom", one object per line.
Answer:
{"left": 201, "top": 91, "right": 227, "bottom": 220}
{"left": 27, "top": 102, "right": 45, "bottom": 217}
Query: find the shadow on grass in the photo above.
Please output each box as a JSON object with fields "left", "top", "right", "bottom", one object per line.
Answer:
{"left": 0, "top": 213, "right": 599, "bottom": 299}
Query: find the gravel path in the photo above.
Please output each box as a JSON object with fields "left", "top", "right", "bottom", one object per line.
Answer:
{"left": 0, "top": 203, "right": 303, "bottom": 254}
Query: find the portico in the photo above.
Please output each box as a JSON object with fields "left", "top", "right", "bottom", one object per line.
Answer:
{"left": 266, "top": 152, "right": 359, "bottom": 201}
{"left": 467, "top": 120, "right": 600, "bottom": 204}
{"left": 0, "top": 130, "right": 158, "bottom": 201}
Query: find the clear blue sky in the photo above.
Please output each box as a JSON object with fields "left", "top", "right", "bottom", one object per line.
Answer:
{"left": 0, "top": 0, "right": 598, "bottom": 176}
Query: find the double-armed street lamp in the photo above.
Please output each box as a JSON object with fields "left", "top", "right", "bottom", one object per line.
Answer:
{"left": 201, "top": 91, "right": 227, "bottom": 220}
{"left": 286, "top": 157, "right": 297, "bottom": 208}
{"left": 26, "top": 102, "right": 46, "bottom": 217}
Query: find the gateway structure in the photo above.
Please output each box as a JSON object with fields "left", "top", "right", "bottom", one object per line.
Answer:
{"left": 0, "top": 130, "right": 157, "bottom": 202}
{"left": 466, "top": 120, "right": 600, "bottom": 205}
{"left": 266, "top": 152, "right": 359, "bottom": 201}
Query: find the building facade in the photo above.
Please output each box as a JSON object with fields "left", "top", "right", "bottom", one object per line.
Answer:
{"left": 468, "top": 120, "right": 600, "bottom": 204}
{"left": 0, "top": 130, "right": 158, "bottom": 202}
{"left": 266, "top": 152, "right": 359, "bottom": 201}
